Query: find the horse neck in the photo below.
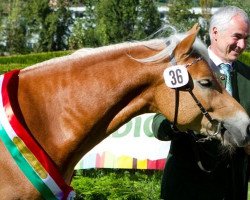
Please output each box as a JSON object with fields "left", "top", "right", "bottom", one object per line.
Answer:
{"left": 17, "top": 46, "right": 162, "bottom": 181}
{"left": 73, "top": 48, "right": 160, "bottom": 134}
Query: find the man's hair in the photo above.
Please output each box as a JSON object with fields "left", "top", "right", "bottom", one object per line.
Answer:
{"left": 209, "top": 6, "right": 250, "bottom": 39}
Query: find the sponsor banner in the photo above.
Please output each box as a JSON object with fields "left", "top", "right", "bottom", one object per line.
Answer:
{"left": 75, "top": 113, "right": 170, "bottom": 170}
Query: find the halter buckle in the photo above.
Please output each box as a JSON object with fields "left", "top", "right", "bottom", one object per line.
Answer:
{"left": 205, "top": 119, "right": 222, "bottom": 136}
{"left": 197, "top": 119, "right": 223, "bottom": 143}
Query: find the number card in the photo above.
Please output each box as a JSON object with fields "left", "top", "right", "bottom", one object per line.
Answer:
{"left": 163, "top": 65, "right": 189, "bottom": 88}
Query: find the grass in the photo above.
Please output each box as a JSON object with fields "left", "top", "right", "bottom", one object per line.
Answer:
{"left": 71, "top": 169, "right": 250, "bottom": 200}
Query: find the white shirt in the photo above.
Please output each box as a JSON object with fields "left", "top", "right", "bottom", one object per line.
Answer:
{"left": 208, "top": 47, "right": 232, "bottom": 72}
{"left": 208, "top": 47, "right": 232, "bottom": 66}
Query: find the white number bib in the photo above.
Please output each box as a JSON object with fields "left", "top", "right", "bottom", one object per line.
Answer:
{"left": 163, "top": 65, "right": 189, "bottom": 88}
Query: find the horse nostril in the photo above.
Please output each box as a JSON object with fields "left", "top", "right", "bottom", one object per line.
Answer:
{"left": 247, "top": 124, "right": 250, "bottom": 136}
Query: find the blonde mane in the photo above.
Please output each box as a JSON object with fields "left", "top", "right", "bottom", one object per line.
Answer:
{"left": 22, "top": 32, "right": 209, "bottom": 72}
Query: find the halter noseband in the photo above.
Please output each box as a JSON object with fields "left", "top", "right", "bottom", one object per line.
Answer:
{"left": 170, "top": 54, "right": 223, "bottom": 141}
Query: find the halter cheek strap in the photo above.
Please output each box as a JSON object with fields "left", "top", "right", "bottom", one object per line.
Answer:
{"left": 169, "top": 55, "right": 225, "bottom": 173}
{"left": 170, "top": 55, "right": 223, "bottom": 139}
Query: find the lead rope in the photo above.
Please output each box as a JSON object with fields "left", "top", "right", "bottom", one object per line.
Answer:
{"left": 172, "top": 88, "right": 181, "bottom": 132}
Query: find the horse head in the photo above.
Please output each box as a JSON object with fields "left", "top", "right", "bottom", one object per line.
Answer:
{"left": 152, "top": 23, "right": 250, "bottom": 148}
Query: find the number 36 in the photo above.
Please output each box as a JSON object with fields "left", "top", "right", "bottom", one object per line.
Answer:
{"left": 169, "top": 69, "right": 183, "bottom": 85}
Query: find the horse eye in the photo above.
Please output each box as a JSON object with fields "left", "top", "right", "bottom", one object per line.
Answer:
{"left": 198, "top": 79, "right": 212, "bottom": 87}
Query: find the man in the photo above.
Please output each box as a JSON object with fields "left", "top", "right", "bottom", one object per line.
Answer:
{"left": 152, "top": 6, "right": 250, "bottom": 200}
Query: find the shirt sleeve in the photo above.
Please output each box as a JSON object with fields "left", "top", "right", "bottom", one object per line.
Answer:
{"left": 152, "top": 113, "right": 179, "bottom": 141}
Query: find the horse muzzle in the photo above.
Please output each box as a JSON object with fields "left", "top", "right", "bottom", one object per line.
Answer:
{"left": 222, "top": 121, "right": 250, "bottom": 147}
{"left": 247, "top": 124, "right": 250, "bottom": 137}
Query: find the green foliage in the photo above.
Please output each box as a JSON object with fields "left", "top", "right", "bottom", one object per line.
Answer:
{"left": 95, "top": 0, "right": 161, "bottom": 45}
{"left": 220, "top": 0, "right": 250, "bottom": 15}
{"left": 1, "top": 0, "right": 250, "bottom": 54}
{"left": 71, "top": 169, "right": 162, "bottom": 200}
{"left": 166, "top": 0, "right": 212, "bottom": 45}
{"left": 68, "top": 18, "right": 86, "bottom": 49}
{"left": 249, "top": 184, "right": 250, "bottom": 200}
{"left": 95, "top": 0, "right": 138, "bottom": 45}
{"left": 68, "top": 0, "right": 99, "bottom": 49}
{"left": 0, "top": 50, "right": 72, "bottom": 73}
{"left": 4, "top": 0, "right": 30, "bottom": 54}
{"left": 0, "top": 0, "right": 73, "bottom": 54}
{"left": 167, "top": 0, "right": 199, "bottom": 32}
{"left": 239, "top": 52, "right": 250, "bottom": 66}
{"left": 25, "top": 0, "right": 72, "bottom": 52}
{"left": 133, "top": 0, "right": 162, "bottom": 40}
{"left": 69, "top": 0, "right": 162, "bottom": 48}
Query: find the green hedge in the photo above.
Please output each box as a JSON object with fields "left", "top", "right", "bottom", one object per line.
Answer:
{"left": 0, "top": 50, "right": 249, "bottom": 75}
{"left": 71, "top": 169, "right": 162, "bottom": 200}
{"left": 0, "top": 51, "right": 72, "bottom": 74}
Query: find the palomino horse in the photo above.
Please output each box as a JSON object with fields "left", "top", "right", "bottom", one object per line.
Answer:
{"left": 0, "top": 24, "right": 250, "bottom": 199}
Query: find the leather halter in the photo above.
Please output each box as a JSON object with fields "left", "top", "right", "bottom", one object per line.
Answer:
{"left": 169, "top": 55, "right": 227, "bottom": 173}
{"left": 170, "top": 55, "right": 223, "bottom": 140}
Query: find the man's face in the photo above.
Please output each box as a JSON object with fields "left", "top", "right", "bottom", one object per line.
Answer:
{"left": 211, "top": 15, "right": 250, "bottom": 62}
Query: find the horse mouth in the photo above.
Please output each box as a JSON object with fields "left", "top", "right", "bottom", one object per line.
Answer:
{"left": 218, "top": 116, "right": 250, "bottom": 147}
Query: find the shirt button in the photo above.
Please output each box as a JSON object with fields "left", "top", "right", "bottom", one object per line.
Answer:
{"left": 220, "top": 75, "right": 226, "bottom": 80}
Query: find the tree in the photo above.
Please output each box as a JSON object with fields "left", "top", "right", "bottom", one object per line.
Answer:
{"left": 4, "top": 0, "right": 29, "bottom": 54}
{"left": 166, "top": 0, "right": 214, "bottom": 45}
{"left": 200, "top": 0, "right": 213, "bottom": 21}
{"left": 134, "top": 0, "right": 162, "bottom": 40}
{"left": 69, "top": 0, "right": 162, "bottom": 48}
{"left": 95, "top": 0, "right": 162, "bottom": 45}
{"left": 199, "top": 0, "right": 213, "bottom": 45}
{"left": 0, "top": 1, "right": 9, "bottom": 53}
{"left": 220, "top": 0, "right": 250, "bottom": 19}
{"left": 167, "top": 0, "right": 199, "bottom": 33}
{"left": 95, "top": 0, "right": 138, "bottom": 45}
{"left": 25, "top": 0, "right": 72, "bottom": 52}
{"left": 69, "top": 0, "right": 99, "bottom": 49}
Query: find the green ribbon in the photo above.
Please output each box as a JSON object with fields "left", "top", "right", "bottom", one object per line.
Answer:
{"left": 0, "top": 122, "right": 58, "bottom": 199}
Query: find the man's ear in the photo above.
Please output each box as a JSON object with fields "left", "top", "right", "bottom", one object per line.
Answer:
{"left": 211, "top": 27, "right": 218, "bottom": 41}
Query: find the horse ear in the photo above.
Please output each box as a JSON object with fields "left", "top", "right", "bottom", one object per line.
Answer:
{"left": 174, "top": 23, "right": 200, "bottom": 60}
{"left": 186, "top": 23, "right": 200, "bottom": 35}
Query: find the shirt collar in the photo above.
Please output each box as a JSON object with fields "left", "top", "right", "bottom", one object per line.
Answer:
{"left": 208, "top": 47, "right": 232, "bottom": 67}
